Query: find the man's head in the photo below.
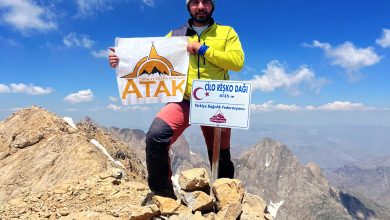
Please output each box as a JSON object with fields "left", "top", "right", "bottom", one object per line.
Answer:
{"left": 186, "top": 0, "right": 215, "bottom": 25}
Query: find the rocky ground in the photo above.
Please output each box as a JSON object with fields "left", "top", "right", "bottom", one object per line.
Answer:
{"left": 0, "top": 107, "right": 270, "bottom": 219}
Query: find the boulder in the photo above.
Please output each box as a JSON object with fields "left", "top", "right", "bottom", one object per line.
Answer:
{"left": 212, "top": 178, "right": 244, "bottom": 210}
{"left": 180, "top": 190, "right": 214, "bottom": 212}
{"left": 179, "top": 168, "right": 210, "bottom": 191}
{"left": 215, "top": 202, "right": 242, "bottom": 220}
{"left": 240, "top": 193, "right": 268, "bottom": 220}
{"left": 129, "top": 204, "right": 160, "bottom": 220}
{"left": 152, "top": 196, "right": 191, "bottom": 215}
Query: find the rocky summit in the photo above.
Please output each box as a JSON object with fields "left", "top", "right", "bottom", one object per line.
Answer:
{"left": 0, "top": 106, "right": 270, "bottom": 219}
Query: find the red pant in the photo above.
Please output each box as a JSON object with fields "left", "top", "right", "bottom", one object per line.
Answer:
{"left": 146, "top": 100, "right": 233, "bottom": 192}
{"left": 156, "top": 100, "right": 231, "bottom": 150}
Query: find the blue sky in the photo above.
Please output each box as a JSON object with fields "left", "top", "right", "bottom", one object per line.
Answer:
{"left": 0, "top": 0, "right": 389, "bottom": 130}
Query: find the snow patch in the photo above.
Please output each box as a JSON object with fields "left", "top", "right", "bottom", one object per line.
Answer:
{"left": 190, "top": 150, "right": 197, "bottom": 156}
{"left": 265, "top": 158, "right": 271, "bottom": 167}
{"left": 90, "top": 139, "right": 125, "bottom": 169}
{"left": 63, "top": 117, "right": 77, "bottom": 129}
{"left": 268, "top": 200, "right": 285, "bottom": 218}
{"left": 171, "top": 173, "right": 181, "bottom": 195}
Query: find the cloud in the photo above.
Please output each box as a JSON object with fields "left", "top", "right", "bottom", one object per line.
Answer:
{"left": 306, "top": 40, "right": 381, "bottom": 80}
{"left": 376, "top": 28, "right": 390, "bottom": 48}
{"left": 249, "top": 60, "right": 328, "bottom": 96}
{"left": 251, "top": 100, "right": 379, "bottom": 112}
{"left": 74, "top": 0, "right": 156, "bottom": 17}
{"left": 0, "top": 83, "right": 53, "bottom": 95}
{"left": 0, "top": 107, "right": 25, "bottom": 112}
{"left": 316, "top": 101, "right": 374, "bottom": 111}
{"left": 0, "top": 36, "right": 21, "bottom": 47}
{"left": 63, "top": 32, "right": 95, "bottom": 48}
{"left": 0, "top": 0, "right": 57, "bottom": 33}
{"left": 250, "top": 100, "right": 303, "bottom": 112}
{"left": 64, "top": 89, "right": 94, "bottom": 104}
{"left": 107, "top": 104, "right": 150, "bottom": 112}
{"left": 74, "top": 0, "right": 114, "bottom": 17}
{"left": 91, "top": 49, "right": 109, "bottom": 58}
{"left": 142, "top": 0, "right": 156, "bottom": 7}
{"left": 108, "top": 96, "right": 118, "bottom": 102}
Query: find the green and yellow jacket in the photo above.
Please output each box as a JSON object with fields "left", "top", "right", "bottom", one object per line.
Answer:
{"left": 167, "top": 18, "right": 245, "bottom": 99}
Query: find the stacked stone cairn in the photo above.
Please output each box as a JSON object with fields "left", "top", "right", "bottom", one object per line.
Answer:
{"left": 130, "top": 168, "right": 272, "bottom": 220}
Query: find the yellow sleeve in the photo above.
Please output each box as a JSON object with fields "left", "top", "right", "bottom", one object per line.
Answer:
{"left": 204, "top": 28, "right": 245, "bottom": 72}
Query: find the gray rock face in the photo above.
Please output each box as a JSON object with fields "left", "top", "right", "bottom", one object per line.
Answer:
{"left": 328, "top": 162, "right": 390, "bottom": 209}
{"left": 236, "top": 138, "right": 352, "bottom": 220}
{"left": 236, "top": 137, "right": 390, "bottom": 220}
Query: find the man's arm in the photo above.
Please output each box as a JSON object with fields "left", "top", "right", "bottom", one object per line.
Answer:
{"left": 204, "top": 28, "right": 244, "bottom": 72}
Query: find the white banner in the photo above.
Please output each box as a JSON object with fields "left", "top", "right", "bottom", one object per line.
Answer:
{"left": 115, "top": 37, "right": 189, "bottom": 104}
{"left": 190, "top": 80, "right": 251, "bottom": 129}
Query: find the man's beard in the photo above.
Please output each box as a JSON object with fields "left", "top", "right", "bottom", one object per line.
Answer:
{"left": 190, "top": 9, "right": 213, "bottom": 24}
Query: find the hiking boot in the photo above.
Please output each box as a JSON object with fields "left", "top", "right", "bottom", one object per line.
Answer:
{"left": 141, "top": 188, "right": 177, "bottom": 206}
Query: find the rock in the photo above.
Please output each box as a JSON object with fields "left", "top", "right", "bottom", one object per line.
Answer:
{"left": 179, "top": 168, "right": 210, "bottom": 191}
{"left": 203, "top": 212, "right": 216, "bottom": 220}
{"left": 264, "top": 212, "right": 273, "bottom": 220}
{"left": 215, "top": 202, "right": 242, "bottom": 220}
{"left": 129, "top": 204, "right": 160, "bottom": 220}
{"left": 10, "top": 130, "right": 44, "bottom": 149}
{"left": 61, "top": 211, "right": 117, "bottom": 220}
{"left": 152, "top": 196, "right": 191, "bottom": 215}
{"left": 168, "top": 211, "right": 208, "bottom": 220}
{"left": 212, "top": 178, "right": 244, "bottom": 211}
{"left": 240, "top": 193, "right": 267, "bottom": 220}
{"left": 182, "top": 190, "right": 215, "bottom": 212}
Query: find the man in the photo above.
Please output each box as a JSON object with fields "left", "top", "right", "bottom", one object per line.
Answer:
{"left": 109, "top": 0, "right": 244, "bottom": 200}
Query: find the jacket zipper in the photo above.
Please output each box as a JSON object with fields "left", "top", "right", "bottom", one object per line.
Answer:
{"left": 203, "top": 42, "right": 206, "bottom": 65}
{"left": 195, "top": 24, "right": 213, "bottom": 79}
{"left": 197, "top": 35, "right": 200, "bottom": 79}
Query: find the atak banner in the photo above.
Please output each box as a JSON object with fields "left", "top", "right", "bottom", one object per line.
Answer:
{"left": 190, "top": 80, "right": 252, "bottom": 129}
{"left": 115, "top": 37, "right": 189, "bottom": 104}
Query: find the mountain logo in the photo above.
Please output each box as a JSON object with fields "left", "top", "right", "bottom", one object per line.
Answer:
{"left": 121, "top": 43, "right": 184, "bottom": 79}
{"left": 210, "top": 110, "right": 227, "bottom": 123}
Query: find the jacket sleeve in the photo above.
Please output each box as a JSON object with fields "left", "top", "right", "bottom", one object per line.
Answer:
{"left": 204, "top": 27, "right": 245, "bottom": 72}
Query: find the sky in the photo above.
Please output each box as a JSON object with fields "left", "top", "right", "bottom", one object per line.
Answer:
{"left": 0, "top": 0, "right": 390, "bottom": 130}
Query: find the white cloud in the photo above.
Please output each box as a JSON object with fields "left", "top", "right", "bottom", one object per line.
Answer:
{"left": 75, "top": 0, "right": 113, "bottom": 17}
{"left": 107, "top": 103, "right": 121, "bottom": 111}
{"left": 307, "top": 40, "right": 381, "bottom": 80}
{"left": 0, "top": 0, "right": 57, "bottom": 33}
{"left": 63, "top": 32, "right": 95, "bottom": 48}
{"left": 91, "top": 49, "right": 109, "bottom": 58}
{"left": 64, "top": 89, "right": 94, "bottom": 104}
{"left": 142, "top": 0, "right": 156, "bottom": 7}
{"left": 0, "top": 83, "right": 11, "bottom": 93}
{"left": 65, "top": 108, "right": 78, "bottom": 112}
{"left": 0, "top": 107, "right": 25, "bottom": 112}
{"left": 108, "top": 96, "right": 118, "bottom": 102}
{"left": 251, "top": 101, "right": 302, "bottom": 112}
{"left": 250, "top": 60, "right": 328, "bottom": 96}
{"left": 317, "top": 101, "right": 374, "bottom": 111}
{"left": 0, "top": 83, "right": 53, "bottom": 95}
{"left": 376, "top": 28, "right": 390, "bottom": 48}
{"left": 107, "top": 104, "right": 150, "bottom": 112}
{"left": 251, "top": 100, "right": 379, "bottom": 112}
{"left": 0, "top": 36, "right": 21, "bottom": 47}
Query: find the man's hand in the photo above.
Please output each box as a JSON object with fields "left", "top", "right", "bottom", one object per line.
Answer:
{"left": 109, "top": 48, "right": 119, "bottom": 68}
{"left": 187, "top": 42, "right": 202, "bottom": 55}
